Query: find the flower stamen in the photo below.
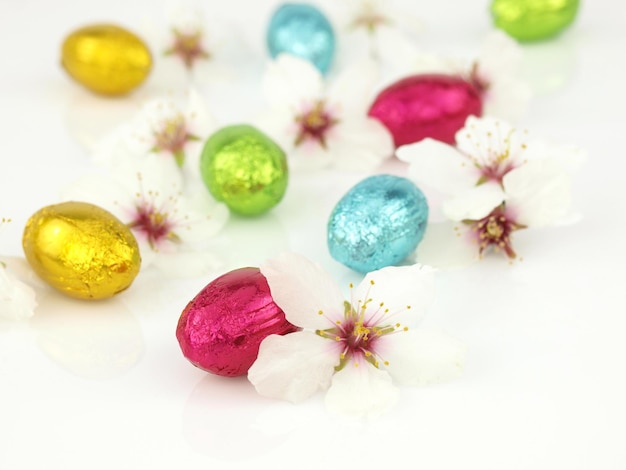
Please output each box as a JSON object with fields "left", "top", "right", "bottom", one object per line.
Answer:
{"left": 319, "top": 284, "right": 414, "bottom": 372}
{"left": 165, "top": 28, "right": 210, "bottom": 70}
{"left": 150, "top": 113, "right": 200, "bottom": 167}
{"left": 124, "top": 173, "right": 183, "bottom": 250}
{"left": 465, "top": 204, "right": 526, "bottom": 259}
{"left": 294, "top": 100, "right": 338, "bottom": 148}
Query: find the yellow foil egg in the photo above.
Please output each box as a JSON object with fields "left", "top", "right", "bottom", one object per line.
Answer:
{"left": 22, "top": 202, "right": 141, "bottom": 300}
{"left": 61, "top": 24, "right": 152, "bottom": 95}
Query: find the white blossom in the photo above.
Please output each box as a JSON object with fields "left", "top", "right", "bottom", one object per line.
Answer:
{"left": 248, "top": 252, "right": 465, "bottom": 418}
{"left": 257, "top": 54, "right": 394, "bottom": 171}
{"left": 61, "top": 158, "right": 228, "bottom": 278}
{"left": 397, "top": 115, "right": 582, "bottom": 265}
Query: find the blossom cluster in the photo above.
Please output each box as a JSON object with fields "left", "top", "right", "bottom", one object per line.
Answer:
{"left": 1, "top": 0, "right": 582, "bottom": 418}
{"left": 397, "top": 116, "right": 582, "bottom": 266}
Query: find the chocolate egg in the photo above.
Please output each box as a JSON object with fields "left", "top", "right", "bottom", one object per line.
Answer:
{"left": 368, "top": 74, "right": 482, "bottom": 147}
{"left": 267, "top": 3, "right": 335, "bottom": 74}
{"left": 61, "top": 24, "right": 152, "bottom": 95}
{"left": 22, "top": 202, "right": 141, "bottom": 300}
{"left": 491, "top": 0, "right": 580, "bottom": 42}
{"left": 200, "top": 124, "right": 288, "bottom": 216}
{"left": 327, "top": 175, "right": 429, "bottom": 273}
{"left": 176, "top": 267, "right": 298, "bottom": 377}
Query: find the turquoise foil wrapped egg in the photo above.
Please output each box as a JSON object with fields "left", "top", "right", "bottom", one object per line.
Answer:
{"left": 267, "top": 3, "right": 335, "bottom": 74}
{"left": 327, "top": 175, "right": 429, "bottom": 273}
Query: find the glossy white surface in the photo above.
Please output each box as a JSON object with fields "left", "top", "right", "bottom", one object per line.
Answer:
{"left": 1, "top": 1, "right": 625, "bottom": 469}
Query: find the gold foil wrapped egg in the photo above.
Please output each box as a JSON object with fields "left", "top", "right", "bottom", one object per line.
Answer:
{"left": 22, "top": 202, "right": 141, "bottom": 300}
{"left": 61, "top": 24, "right": 152, "bottom": 95}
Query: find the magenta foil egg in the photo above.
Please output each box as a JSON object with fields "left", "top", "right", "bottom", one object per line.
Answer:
{"left": 176, "top": 267, "right": 298, "bottom": 377}
{"left": 368, "top": 74, "right": 483, "bottom": 147}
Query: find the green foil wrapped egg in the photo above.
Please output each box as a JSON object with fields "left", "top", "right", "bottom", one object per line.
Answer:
{"left": 200, "top": 125, "right": 288, "bottom": 216}
{"left": 491, "top": 0, "right": 580, "bottom": 41}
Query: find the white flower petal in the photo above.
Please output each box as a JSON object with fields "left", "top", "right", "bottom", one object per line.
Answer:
{"left": 168, "top": 3, "right": 205, "bottom": 33}
{"left": 442, "top": 183, "right": 506, "bottom": 221}
{"left": 0, "top": 266, "right": 37, "bottom": 320}
{"left": 375, "top": 26, "right": 421, "bottom": 68}
{"left": 59, "top": 175, "right": 131, "bottom": 222}
{"left": 476, "top": 32, "right": 529, "bottom": 122}
{"left": 254, "top": 108, "right": 298, "bottom": 151}
{"left": 454, "top": 116, "right": 521, "bottom": 164}
{"left": 523, "top": 141, "right": 586, "bottom": 173}
{"left": 328, "top": 118, "right": 393, "bottom": 171}
{"left": 186, "top": 88, "right": 216, "bottom": 135}
{"left": 483, "top": 74, "right": 532, "bottom": 122}
{"left": 503, "top": 160, "right": 572, "bottom": 228}
{"left": 412, "top": 53, "right": 465, "bottom": 75}
{"left": 260, "top": 252, "right": 345, "bottom": 329}
{"left": 288, "top": 142, "right": 334, "bottom": 171}
{"left": 173, "top": 191, "right": 229, "bottom": 245}
{"left": 248, "top": 332, "right": 339, "bottom": 403}
{"left": 327, "top": 59, "right": 379, "bottom": 115}
{"left": 65, "top": 91, "right": 145, "bottom": 154}
{"left": 353, "top": 264, "right": 435, "bottom": 328}
{"left": 415, "top": 221, "right": 479, "bottom": 268}
{"left": 0, "top": 256, "right": 47, "bottom": 290}
{"left": 478, "top": 30, "right": 523, "bottom": 78}
{"left": 263, "top": 55, "right": 324, "bottom": 107}
{"left": 377, "top": 328, "right": 466, "bottom": 385}
{"left": 182, "top": 89, "right": 216, "bottom": 177}
{"left": 325, "top": 361, "right": 398, "bottom": 418}
{"left": 397, "top": 138, "right": 479, "bottom": 195}
{"left": 148, "top": 3, "right": 232, "bottom": 87}
{"left": 91, "top": 122, "right": 141, "bottom": 168}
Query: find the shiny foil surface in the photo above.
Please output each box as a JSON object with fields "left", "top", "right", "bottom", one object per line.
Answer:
{"left": 267, "top": 3, "right": 335, "bottom": 74}
{"left": 491, "top": 0, "right": 579, "bottom": 41}
{"left": 200, "top": 124, "right": 288, "bottom": 216}
{"left": 22, "top": 202, "right": 141, "bottom": 300}
{"left": 176, "top": 267, "right": 298, "bottom": 377}
{"left": 61, "top": 24, "right": 152, "bottom": 95}
{"left": 368, "top": 74, "right": 483, "bottom": 147}
{"left": 327, "top": 175, "right": 429, "bottom": 273}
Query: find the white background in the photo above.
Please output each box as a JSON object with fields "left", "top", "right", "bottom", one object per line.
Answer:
{"left": 1, "top": 0, "right": 625, "bottom": 469}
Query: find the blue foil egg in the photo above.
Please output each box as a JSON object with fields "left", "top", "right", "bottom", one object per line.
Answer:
{"left": 327, "top": 175, "right": 429, "bottom": 273}
{"left": 267, "top": 3, "right": 335, "bottom": 74}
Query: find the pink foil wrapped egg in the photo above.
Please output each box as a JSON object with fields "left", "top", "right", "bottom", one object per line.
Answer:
{"left": 368, "top": 74, "right": 483, "bottom": 147}
{"left": 176, "top": 267, "right": 298, "bottom": 377}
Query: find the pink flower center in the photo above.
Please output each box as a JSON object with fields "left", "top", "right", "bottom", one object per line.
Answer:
{"left": 151, "top": 114, "right": 198, "bottom": 167}
{"left": 463, "top": 125, "right": 525, "bottom": 185}
{"left": 477, "top": 159, "right": 517, "bottom": 186}
{"left": 127, "top": 199, "right": 180, "bottom": 250}
{"left": 465, "top": 205, "right": 525, "bottom": 259}
{"left": 316, "top": 281, "right": 410, "bottom": 370}
{"left": 351, "top": 11, "right": 390, "bottom": 34}
{"left": 294, "top": 101, "right": 338, "bottom": 148}
{"left": 165, "top": 29, "right": 210, "bottom": 70}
